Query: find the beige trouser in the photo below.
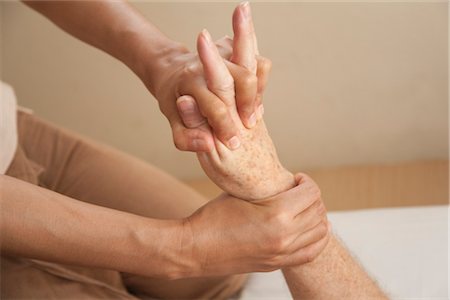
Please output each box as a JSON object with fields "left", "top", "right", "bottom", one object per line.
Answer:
{"left": 1, "top": 111, "right": 247, "bottom": 299}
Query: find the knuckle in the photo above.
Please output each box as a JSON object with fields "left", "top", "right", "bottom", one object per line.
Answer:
{"left": 268, "top": 232, "right": 290, "bottom": 254}
{"left": 265, "top": 254, "right": 284, "bottom": 269}
{"left": 210, "top": 78, "right": 235, "bottom": 95}
{"left": 272, "top": 209, "right": 290, "bottom": 229}
{"left": 259, "top": 57, "right": 273, "bottom": 72}
{"left": 208, "top": 104, "right": 229, "bottom": 123}
{"left": 172, "top": 132, "right": 187, "bottom": 151}
{"left": 173, "top": 138, "right": 186, "bottom": 151}
{"left": 303, "top": 248, "right": 317, "bottom": 263}
{"left": 181, "top": 62, "right": 200, "bottom": 78}
{"left": 241, "top": 72, "right": 258, "bottom": 88}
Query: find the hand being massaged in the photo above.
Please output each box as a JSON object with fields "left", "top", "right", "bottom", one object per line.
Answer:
{"left": 176, "top": 3, "right": 331, "bottom": 276}
{"left": 177, "top": 4, "right": 294, "bottom": 201}
{"left": 146, "top": 3, "right": 272, "bottom": 153}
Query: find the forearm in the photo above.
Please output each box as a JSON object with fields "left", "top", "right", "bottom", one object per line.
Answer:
{"left": 22, "top": 0, "right": 188, "bottom": 94}
{"left": 0, "top": 175, "right": 188, "bottom": 279}
{"left": 282, "top": 234, "right": 387, "bottom": 299}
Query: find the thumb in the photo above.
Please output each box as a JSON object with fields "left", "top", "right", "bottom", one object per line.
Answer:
{"left": 172, "top": 95, "right": 214, "bottom": 152}
{"left": 176, "top": 95, "right": 207, "bottom": 129}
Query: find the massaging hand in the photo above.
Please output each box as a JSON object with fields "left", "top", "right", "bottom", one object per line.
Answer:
{"left": 177, "top": 3, "right": 294, "bottom": 200}
{"left": 145, "top": 2, "right": 272, "bottom": 152}
{"left": 184, "top": 174, "right": 330, "bottom": 277}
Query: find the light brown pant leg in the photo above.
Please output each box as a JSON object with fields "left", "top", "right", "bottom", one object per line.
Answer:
{"left": 3, "top": 119, "right": 135, "bottom": 299}
{"left": 18, "top": 112, "right": 247, "bottom": 299}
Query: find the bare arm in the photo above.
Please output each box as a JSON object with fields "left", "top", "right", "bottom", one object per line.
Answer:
{"left": 0, "top": 175, "right": 185, "bottom": 279}
{"left": 1, "top": 173, "right": 329, "bottom": 280}
{"left": 22, "top": 0, "right": 269, "bottom": 151}
{"left": 23, "top": 0, "right": 181, "bottom": 94}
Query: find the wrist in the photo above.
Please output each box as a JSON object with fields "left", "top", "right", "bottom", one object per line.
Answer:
{"left": 251, "top": 168, "right": 296, "bottom": 200}
{"left": 137, "top": 44, "right": 190, "bottom": 97}
{"left": 130, "top": 218, "right": 194, "bottom": 279}
{"left": 124, "top": 27, "right": 189, "bottom": 96}
{"left": 272, "top": 168, "right": 296, "bottom": 195}
{"left": 110, "top": 19, "right": 189, "bottom": 96}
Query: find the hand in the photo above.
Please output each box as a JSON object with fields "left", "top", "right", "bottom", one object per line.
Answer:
{"left": 140, "top": 3, "right": 272, "bottom": 152}
{"left": 181, "top": 174, "right": 330, "bottom": 278}
{"left": 177, "top": 3, "right": 293, "bottom": 200}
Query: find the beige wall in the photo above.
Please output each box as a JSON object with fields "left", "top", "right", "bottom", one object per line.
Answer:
{"left": 1, "top": 2, "right": 448, "bottom": 180}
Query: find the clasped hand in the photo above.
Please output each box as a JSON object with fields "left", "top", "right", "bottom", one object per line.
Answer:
{"left": 156, "top": 3, "right": 330, "bottom": 278}
{"left": 147, "top": 3, "right": 271, "bottom": 153}
{"left": 183, "top": 174, "right": 330, "bottom": 278}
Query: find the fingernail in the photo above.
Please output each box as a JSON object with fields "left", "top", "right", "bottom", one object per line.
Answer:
{"left": 177, "top": 97, "right": 196, "bottom": 114}
{"left": 240, "top": 1, "right": 251, "bottom": 20}
{"left": 202, "top": 29, "right": 212, "bottom": 45}
{"left": 248, "top": 113, "right": 257, "bottom": 128}
{"left": 228, "top": 136, "right": 241, "bottom": 150}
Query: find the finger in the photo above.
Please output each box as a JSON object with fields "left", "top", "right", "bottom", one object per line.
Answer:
{"left": 231, "top": 1, "right": 257, "bottom": 74}
{"left": 197, "top": 29, "right": 235, "bottom": 106}
{"left": 180, "top": 83, "right": 241, "bottom": 150}
{"left": 294, "top": 200, "right": 327, "bottom": 235}
{"left": 171, "top": 121, "right": 214, "bottom": 152}
{"left": 255, "top": 55, "right": 272, "bottom": 114}
{"left": 282, "top": 229, "right": 331, "bottom": 267}
{"left": 283, "top": 220, "right": 329, "bottom": 256}
{"left": 215, "top": 35, "right": 233, "bottom": 60}
{"left": 264, "top": 175, "right": 322, "bottom": 219}
{"left": 224, "top": 61, "right": 258, "bottom": 128}
{"left": 246, "top": 1, "right": 260, "bottom": 56}
{"left": 176, "top": 95, "right": 207, "bottom": 129}
{"left": 231, "top": 2, "right": 260, "bottom": 126}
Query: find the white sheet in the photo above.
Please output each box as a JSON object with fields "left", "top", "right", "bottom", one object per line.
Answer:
{"left": 239, "top": 205, "right": 449, "bottom": 299}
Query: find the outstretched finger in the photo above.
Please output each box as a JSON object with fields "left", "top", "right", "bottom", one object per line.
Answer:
{"left": 197, "top": 29, "right": 235, "bottom": 107}
{"left": 255, "top": 55, "right": 272, "bottom": 111}
{"left": 231, "top": 2, "right": 257, "bottom": 73}
{"left": 231, "top": 2, "right": 260, "bottom": 127}
{"left": 224, "top": 61, "right": 258, "bottom": 128}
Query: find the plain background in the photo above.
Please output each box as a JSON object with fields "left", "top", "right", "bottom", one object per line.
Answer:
{"left": 1, "top": 2, "right": 448, "bottom": 180}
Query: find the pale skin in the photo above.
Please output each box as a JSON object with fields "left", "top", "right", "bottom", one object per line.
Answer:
{"left": 2, "top": 0, "right": 328, "bottom": 285}
{"left": 178, "top": 3, "right": 387, "bottom": 299}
